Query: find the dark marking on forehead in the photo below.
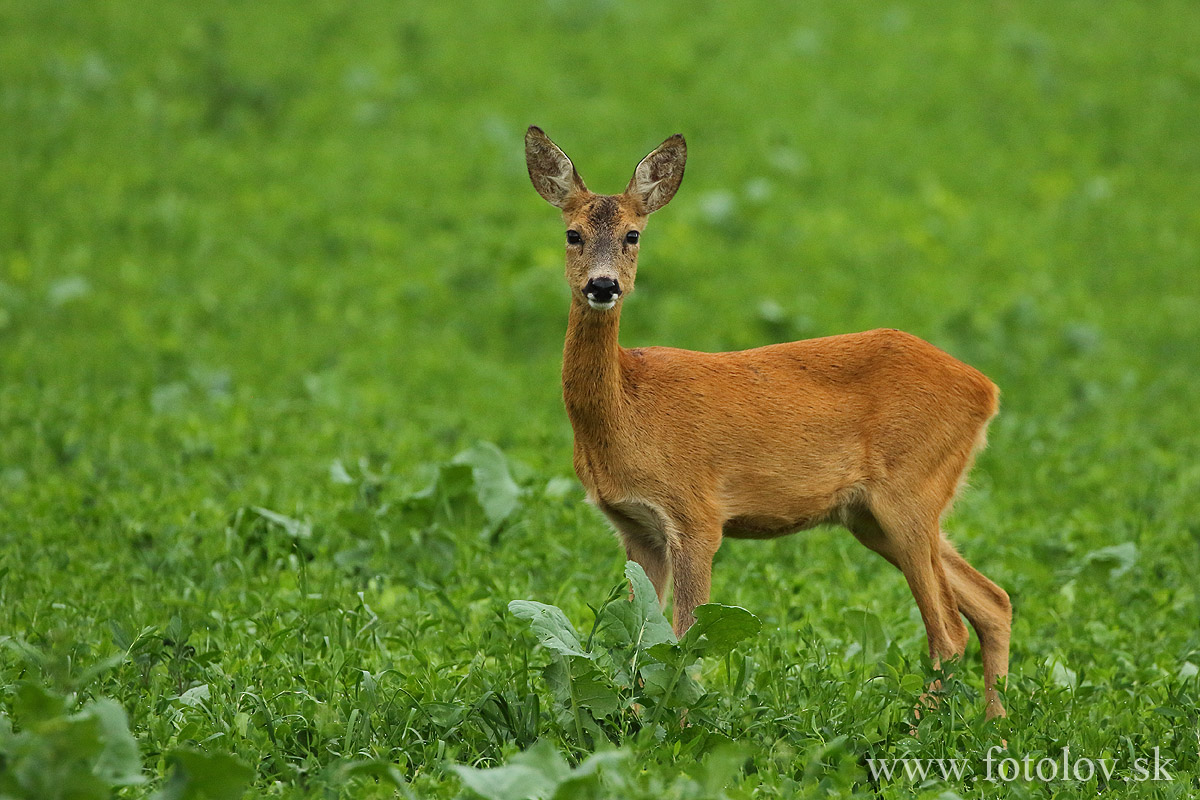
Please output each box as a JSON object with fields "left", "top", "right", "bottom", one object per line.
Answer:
{"left": 586, "top": 195, "right": 620, "bottom": 231}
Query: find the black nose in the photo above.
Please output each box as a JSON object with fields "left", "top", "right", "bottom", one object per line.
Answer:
{"left": 584, "top": 277, "right": 620, "bottom": 302}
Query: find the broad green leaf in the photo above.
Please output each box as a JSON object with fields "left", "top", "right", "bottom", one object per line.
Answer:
{"left": 451, "top": 740, "right": 570, "bottom": 800}
{"left": 403, "top": 462, "right": 471, "bottom": 521}
{"left": 80, "top": 699, "right": 144, "bottom": 786}
{"left": 689, "top": 741, "right": 748, "bottom": 794}
{"left": 625, "top": 561, "right": 676, "bottom": 647}
{"left": 563, "top": 748, "right": 627, "bottom": 780}
{"left": 544, "top": 658, "right": 620, "bottom": 718}
{"left": 13, "top": 682, "right": 64, "bottom": 725}
{"left": 452, "top": 762, "right": 556, "bottom": 800}
{"left": 452, "top": 741, "right": 626, "bottom": 800}
{"left": 452, "top": 441, "right": 521, "bottom": 525}
{"left": 679, "top": 603, "right": 762, "bottom": 660}
{"left": 0, "top": 688, "right": 145, "bottom": 799}
{"left": 624, "top": 561, "right": 663, "bottom": 619}
{"left": 175, "top": 684, "right": 211, "bottom": 709}
{"left": 646, "top": 641, "right": 684, "bottom": 668}
{"left": 550, "top": 750, "right": 628, "bottom": 800}
{"left": 151, "top": 749, "right": 253, "bottom": 800}
{"left": 329, "top": 760, "right": 414, "bottom": 798}
{"left": 0, "top": 638, "right": 49, "bottom": 672}
{"left": 642, "top": 603, "right": 758, "bottom": 717}
{"left": 508, "top": 600, "right": 589, "bottom": 657}
{"left": 596, "top": 562, "right": 674, "bottom": 651}
{"left": 508, "top": 739, "right": 574, "bottom": 784}
{"left": 639, "top": 661, "right": 704, "bottom": 707}
{"left": 1078, "top": 541, "right": 1138, "bottom": 580}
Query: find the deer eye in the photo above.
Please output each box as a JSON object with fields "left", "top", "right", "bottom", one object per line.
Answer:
{"left": 566, "top": 230, "right": 582, "bottom": 245}
{"left": 625, "top": 230, "right": 640, "bottom": 245}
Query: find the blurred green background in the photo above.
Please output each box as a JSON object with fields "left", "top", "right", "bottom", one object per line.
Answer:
{"left": 2, "top": 1, "right": 1199, "bottom": 797}
{"left": 4, "top": 0, "right": 1197, "bottom": 478}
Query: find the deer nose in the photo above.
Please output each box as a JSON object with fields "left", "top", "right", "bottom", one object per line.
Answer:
{"left": 584, "top": 277, "right": 620, "bottom": 304}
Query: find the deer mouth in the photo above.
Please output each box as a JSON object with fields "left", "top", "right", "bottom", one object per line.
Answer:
{"left": 586, "top": 297, "right": 618, "bottom": 311}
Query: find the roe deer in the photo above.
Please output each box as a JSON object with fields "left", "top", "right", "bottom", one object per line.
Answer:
{"left": 525, "top": 126, "right": 1012, "bottom": 718}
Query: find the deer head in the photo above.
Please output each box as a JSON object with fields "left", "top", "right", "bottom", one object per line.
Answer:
{"left": 525, "top": 126, "right": 686, "bottom": 311}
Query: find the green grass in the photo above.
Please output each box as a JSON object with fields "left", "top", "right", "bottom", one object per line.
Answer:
{"left": 2, "top": 0, "right": 1199, "bottom": 797}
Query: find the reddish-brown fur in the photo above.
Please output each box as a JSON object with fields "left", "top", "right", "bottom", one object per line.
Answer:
{"left": 526, "top": 126, "right": 1012, "bottom": 718}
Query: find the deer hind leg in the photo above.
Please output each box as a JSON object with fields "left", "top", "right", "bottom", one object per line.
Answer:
{"left": 851, "top": 502, "right": 1009, "bottom": 719}
{"left": 940, "top": 539, "right": 1011, "bottom": 718}
{"left": 852, "top": 500, "right": 968, "bottom": 671}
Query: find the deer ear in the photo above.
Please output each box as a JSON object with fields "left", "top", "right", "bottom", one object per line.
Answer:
{"left": 626, "top": 134, "right": 686, "bottom": 214}
{"left": 525, "top": 126, "right": 587, "bottom": 209}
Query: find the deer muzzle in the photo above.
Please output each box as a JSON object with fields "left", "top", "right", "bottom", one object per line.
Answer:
{"left": 584, "top": 276, "right": 621, "bottom": 310}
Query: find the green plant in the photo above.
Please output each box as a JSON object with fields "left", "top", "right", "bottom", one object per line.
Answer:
{"left": 509, "top": 562, "right": 761, "bottom": 755}
{"left": 0, "top": 681, "right": 253, "bottom": 800}
{"left": 0, "top": 683, "right": 143, "bottom": 800}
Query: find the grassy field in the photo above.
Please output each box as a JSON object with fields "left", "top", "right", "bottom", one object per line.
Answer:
{"left": 2, "top": 1, "right": 1199, "bottom": 797}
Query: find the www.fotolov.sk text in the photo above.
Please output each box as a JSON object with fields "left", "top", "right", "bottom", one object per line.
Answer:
{"left": 867, "top": 746, "right": 1173, "bottom": 785}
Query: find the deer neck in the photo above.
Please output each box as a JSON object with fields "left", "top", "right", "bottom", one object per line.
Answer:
{"left": 562, "top": 301, "right": 628, "bottom": 446}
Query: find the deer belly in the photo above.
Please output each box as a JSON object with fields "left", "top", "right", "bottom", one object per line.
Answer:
{"left": 717, "top": 463, "right": 861, "bottom": 540}
{"left": 723, "top": 513, "right": 822, "bottom": 539}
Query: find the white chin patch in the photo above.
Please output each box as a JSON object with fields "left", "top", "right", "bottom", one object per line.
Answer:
{"left": 587, "top": 297, "right": 618, "bottom": 311}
